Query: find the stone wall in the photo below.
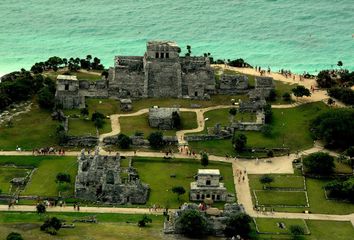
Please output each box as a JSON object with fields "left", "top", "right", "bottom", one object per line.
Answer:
{"left": 78, "top": 80, "right": 108, "bottom": 98}
{"left": 218, "top": 74, "right": 249, "bottom": 94}
{"left": 184, "top": 134, "right": 231, "bottom": 142}
{"left": 65, "top": 136, "right": 98, "bottom": 147}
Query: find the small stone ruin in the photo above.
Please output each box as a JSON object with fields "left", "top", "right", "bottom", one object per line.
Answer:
{"left": 75, "top": 149, "right": 149, "bottom": 204}
{"left": 148, "top": 107, "right": 179, "bottom": 130}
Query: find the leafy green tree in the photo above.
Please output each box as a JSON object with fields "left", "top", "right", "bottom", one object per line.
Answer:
{"left": 176, "top": 209, "right": 208, "bottom": 237}
{"left": 92, "top": 111, "right": 105, "bottom": 129}
{"left": 229, "top": 108, "right": 237, "bottom": 121}
{"left": 55, "top": 124, "right": 68, "bottom": 145}
{"left": 200, "top": 151, "right": 209, "bottom": 166}
{"left": 38, "top": 86, "right": 55, "bottom": 109}
{"left": 303, "top": 152, "right": 335, "bottom": 175}
{"left": 267, "top": 150, "right": 274, "bottom": 158}
{"left": 327, "top": 87, "right": 354, "bottom": 105}
{"left": 292, "top": 86, "right": 311, "bottom": 99}
{"left": 148, "top": 131, "right": 164, "bottom": 148}
{"left": 290, "top": 225, "right": 305, "bottom": 240}
{"left": 259, "top": 174, "right": 274, "bottom": 188}
{"left": 282, "top": 92, "right": 291, "bottom": 102}
{"left": 172, "top": 186, "right": 186, "bottom": 200}
{"left": 232, "top": 133, "right": 247, "bottom": 152}
{"left": 117, "top": 134, "right": 131, "bottom": 149}
{"left": 172, "top": 111, "right": 181, "bottom": 129}
{"left": 56, "top": 173, "right": 71, "bottom": 183}
{"left": 6, "top": 232, "right": 23, "bottom": 240}
{"left": 80, "top": 107, "right": 89, "bottom": 117}
{"left": 310, "top": 108, "right": 354, "bottom": 148}
{"left": 94, "top": 117, "right": 104, "bottom": 129}
{"left": 138, "top": 215, "right": 152, "bottom": 227}
{"left": 36, "top": 203, "right": 46, "bottom": 214}
{"left": 264, "top": 104, "right": 273, "bottom": 123}
{"left": 261, "top": 124, "right": 272, "bottom": 137}
{"left": 223, "top": 213, "right": 252, "bottom": 238}
{"left": 317, "top": 70, "right": 336, "bottom": 88}
{"left": 91, "top": 111, "right": 105, "bottom": 122}
{"left": 267, "top": 89, "right": 277, "bottom": 101}
{"left": 40, "top": 217, "right": 62, "bottom": 235}
{"left": 346, "top": 146, "right": 354, "bottom": 158}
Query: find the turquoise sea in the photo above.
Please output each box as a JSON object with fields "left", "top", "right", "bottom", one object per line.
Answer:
{"left": 0, "top": 0, "right": 353, "bottom": 75}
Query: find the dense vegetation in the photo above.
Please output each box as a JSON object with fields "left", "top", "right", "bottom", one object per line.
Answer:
{"left": 0, "top": 70, "right": 56, "bottom": 110}
{"left": 31, "top": 55, "right": 104, "bottom": 73}
{"left": 303, "top": 152, "right": 335, "bottom": 175}
{"left": 325, "top": 177, "right": 354, "bottom": 202}
{"left": 310, "top": 108, "right": 354, "bottom": 148}
{"left": 316, "top": 69, "right": 354, "bottom": 88}
{"left": 327, "top": 87, "right": 354, "bottom": 105}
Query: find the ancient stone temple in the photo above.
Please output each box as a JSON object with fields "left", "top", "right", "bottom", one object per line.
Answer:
{"left": 190, "top": 169, "right": 228, "bottom": 202}
{"left": 75, "top": 150, "right": 149, "bottom": 204}
{"left": 108, "top": 40, "right": 215, "bottom": 99}
{"left": 55, "top": 75, "right": 85, "bottom": 109}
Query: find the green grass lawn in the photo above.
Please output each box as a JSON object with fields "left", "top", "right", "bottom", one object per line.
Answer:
{"left": 0, "top": 104, "right": 58, "bottom": 151}
{"left": 189, "top": 102, "right": 329, "bottom": 156}
{"left": 271, "top": 80, "right": 297, "bottom": 105}
{"left": 0, "top": 212, "right": 164, "bottom": 240}
{"left": 254, "top": 190, "right": 308, "bottom": 207}
{"left": 305, "top": 220, "right": 354, "bottom": 240}
{"left": 133, "top": 157, "right": 235, "bottom": 208}
{"left": 203, "top": 108, "right": 255, "bottom": 133}
{"left": 249, "top": 174, "right": 305, "bottom": 190}
{"left": 249, "top": 174, "right": 354, "bottom": 215}
{"left": 255, "top": 218, "right": 309, "bottom": 234}
{"left": 67, "top": 118, "right": 111, "bottom": 136}
{"left": 120, "top": 111, "right": 198, "bottom": 137}
{"left": 0, "top": 156, "right": 77, "bottom": 197}
{"left": 0, "top": 167, "right": 31, "bottom": 194}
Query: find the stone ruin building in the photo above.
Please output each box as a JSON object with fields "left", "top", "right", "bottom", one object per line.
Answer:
{"left": 54, "top": 40, "right": 275, "bottom": 110}
{"left": 164, "top": 203, "right": 245, "bottom": 236}
{"left": 75, "top": 150, "right": 149, "bottom": 204}
{"left": 148, "top": 107, "right": 179, "bottom": 130}
{"left": 218, "top": 74, "right": 249, "bottom": 94}
{"left": 190, "top": 169, "right": 231, "bottom": 202}
{"left": 248, "top": 76, "right": 274, "bottom": 100}
{"left": 55, "top": 75, "right": 85, "bottom": 109}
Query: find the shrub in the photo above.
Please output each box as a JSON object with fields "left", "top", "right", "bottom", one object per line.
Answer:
{"left": 138, "top": 215, "right": 152, "bottom": 227}
{"left": 282, "top": 92, "right": 291, "bottom": 102}
{"left": 264, "top": 104, "right": 272, "bottom": 123}
{"left": 267, "top": 150, "right": 274, "bottom": 158}
{"left": 172, "top": 111, "right": 181, "bottom": 129}
{"left": 310, "top": 108, "right": 354, "bottom": 148}
{"left": 327, "top": 87, "right": 354, "bottom": 105}
{"left": 6, "top": 232, "right": 23, "bottom": 240}
{"left": 148, "top": 131, "right": 164, "bottom": 148}
{"left": 290, "top": 224, "right": 305, "bottom": 239}
{"left": 40, "top": 217, "right": 62, "bottom": 235}
{"left": 223, "top": 213, "right": 252, "bottom": 238}
{"left": 176, "top": 209, "right": 209, "bottom": 237}
{"left": 56, "top": 173, "right": 71, "bottom": 183}
{"left": 317, "top": 70, "right": 336, "bottom": 88}
{"left": 91, "top": 111, "right": 105, "bottom": 122}
{"left": 303, "top": 152, "right": 335, "bottom": 175}
{"left": 37, "top": 86, "right": 55, "bottom": 109}
{"left": 261, "top": 125, "right": 272, "bottom": 137}
{"left": 267, "top": 89, "right": 277, "bottom": 101}
{"left": 200, "top": 151, "right": 209, "bottom": 166}
{"left": 117, "top": 133, "right": 131, "bottom": 149}
{"left": 172, "top": 186, "right": 186, "bottom": 200}
{"left": 259, "top": 174, "right": 274, "bottom": 188}
{"left": 325, "top": 177, "right": 354, "bottom": 202}
{"left": 232, "top": 133, "right": 247, "bottom": 152}
{"left": 94, "top": 117, "right": 104, "bottom": 129}
{"left": 292, "top": 86, "right": 311, "bottom": 98}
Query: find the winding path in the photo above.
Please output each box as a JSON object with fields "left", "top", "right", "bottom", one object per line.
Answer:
{"left": 1, "top": 67, "right": 352, "bottom": 226}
